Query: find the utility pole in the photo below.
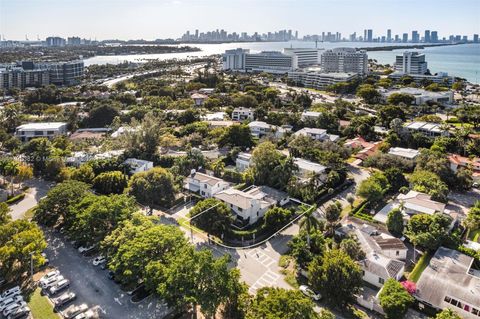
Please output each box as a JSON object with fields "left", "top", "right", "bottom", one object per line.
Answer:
{"left": 30, "top": 252, "right": 34, "bottom": 280}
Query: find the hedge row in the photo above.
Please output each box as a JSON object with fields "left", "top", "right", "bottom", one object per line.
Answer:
{"left": 5, "top": 193, "right": 26, "bottom": 205}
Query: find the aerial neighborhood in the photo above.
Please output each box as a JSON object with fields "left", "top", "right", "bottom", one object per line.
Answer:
{"left": 0, "top": 19, "right": 480, "bottom": 319}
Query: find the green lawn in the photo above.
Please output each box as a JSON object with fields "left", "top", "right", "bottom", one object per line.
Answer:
{"left": 408, "top": 252, "right": 432, "bottom": 283}
{"left": 28, "top": 288, "right": 60, "bottom": 319}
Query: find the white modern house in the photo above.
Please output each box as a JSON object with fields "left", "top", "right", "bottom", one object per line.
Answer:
{"left": 214, "top": 185, "right": 289, "bottom": 225}
{"left": 388, "top": 147, "right": 420, "bottom": 160}
{"left": 15, "top": 122, "right": 68, "bottom": 142}
{"left": 404, "top": 121, "right": 450, "bottom": 137}
{"left": 301, "top": 111, "right": 322, "bottom": 122}
{"left": 184, "top": 171, "right": 230, "bottom": 198}
{"left": 294, "top": 158, "right": 327, "bottom": 180}
{"left": 232, "top": 107, "right": 254, "bottom": 121}
{"left": 294, "top": 127, "right": 339, "bottom": 142}
{"left": 123, "top": 158, "right": 154, "bottom": 174}
{"left": 191, "top": 93, "right": 208, "bottom": 106}
{"left": 248, "top": 121, "right": 286, "bottom": 138}
{"left": 380, "top": 87, "right": 454, "bottom": 105}
{"left": 236, "top": 152, "right": 252, "bottom": 172}
{"left": 374, "top": 190, "right": 447, "bottom": 224}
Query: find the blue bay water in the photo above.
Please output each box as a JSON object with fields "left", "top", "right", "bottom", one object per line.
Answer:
{"left": 84, "top": 41, "right": 480, "bottom": 83}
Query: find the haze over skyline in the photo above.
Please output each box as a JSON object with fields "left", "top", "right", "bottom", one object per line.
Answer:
{"left": 1, "top": 0, "right": 479, "bottom": 41}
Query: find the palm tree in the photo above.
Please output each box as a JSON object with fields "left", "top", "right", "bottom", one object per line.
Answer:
{"left": 5, "top": 161, "right": 19, "bottom": 196}
{"left": 299, "top": 205, "right": 323, "bottom": 246}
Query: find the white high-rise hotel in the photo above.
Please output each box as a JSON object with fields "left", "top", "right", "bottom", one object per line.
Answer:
{"left": 320, "top": 48, "right": 369, "bottom": 74}
{"left": 222, "top": 48, "right": 298, "bottom": 74}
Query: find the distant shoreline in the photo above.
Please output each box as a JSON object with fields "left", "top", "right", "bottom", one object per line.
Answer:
{"left": 357, "top": 42, "right": 464, "bottom": 51}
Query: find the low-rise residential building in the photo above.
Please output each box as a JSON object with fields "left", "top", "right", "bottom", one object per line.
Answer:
{"left": 404, "top": 121, "right": 450, "bottom": 137}
{"left": 294, "top": 158, "right": 327, "bottom": 180}
{"left": 248, "top": 121, "right": 286, "bottom": 138}
{"left": 345, "top": 137, "right": 382, "bottom": 161}
{"left": 123, "top": 158, "right": 154, "bottom": 174}
{"left": 388, "top": 71, "right": 454, "bottom": 86}
{"left": 232, "top": 107, "right": 254, "bottom": 121}
{"left": 301, "top": 111, "right": 322, "bottom": 122}
{"left": 415, "top": 247, "right": 480, "bottom": 319}
{"left": 214, "top": 185, "right": 289, "bottom": 225}
{"left": 374, "top": 190, "right": 446, "bottom": 224}
{"left": 294, "top": 127, "right": 339, "bottom": 142}
{"left": 448, "top": 154, "right": 480, "bottom": 181}
{"left": 236, "top": 152, "right": 252, "bottom": 172}
{"left": 388, "top": 147, "right": 420, "bottom": 160}
{"left": 202, "top": 112, "right": 226, "bottom": 121}
{"left": 184, "top": 170, "right": 230, "bottom": 198}
{"left": 380, "top": 87, "right": 454, "bottom": 105}
{"left": 352, "top": 224, "right": 406, "bottom": 288}
{"left": 191, "top": 93, "right": 208, "bottom": 106}
{"left": 15, "top": 122, "right": 68, "bottom": 142}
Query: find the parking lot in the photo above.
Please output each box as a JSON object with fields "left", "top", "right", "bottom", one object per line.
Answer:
{"left": 43, "top": 229, "right": 170, "bottom": 319}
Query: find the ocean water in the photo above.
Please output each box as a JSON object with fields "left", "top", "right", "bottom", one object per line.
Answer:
{"left": 84, "top": 41, "right": 480, "bottom": 83}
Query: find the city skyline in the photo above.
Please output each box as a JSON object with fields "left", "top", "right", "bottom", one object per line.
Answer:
{"left": 1, "top": 0, "right": 479, "bottom": 41}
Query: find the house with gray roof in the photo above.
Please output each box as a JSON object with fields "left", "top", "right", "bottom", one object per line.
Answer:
{"left": 415, "top": 247, "right": 480, "bottom": 319}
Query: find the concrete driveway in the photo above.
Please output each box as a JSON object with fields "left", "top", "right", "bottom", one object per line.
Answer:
{"left": 44, "top": 229, "right": 169, "bottom": 319}
{"left": 10, "top": 178, "right": 51, "bottom": 220}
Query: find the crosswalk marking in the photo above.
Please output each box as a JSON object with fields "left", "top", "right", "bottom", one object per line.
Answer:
{"left": 248, "top": 270, "right": 281, "bottom": 294}
{"left": 247, "top": 249, "right": 276, "bottom": 268}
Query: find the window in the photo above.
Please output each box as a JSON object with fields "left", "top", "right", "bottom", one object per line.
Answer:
{"left": 472, "top": 308, "right": 479, "bottom": 316}
{"left": 444, "top": 296, "right": 452, "bottom": 303}
{"left": 238, "top": 208, "right": 243, "bottom": 212}
{"left": 396, "top": 251, "right": 400, "bottom": 256}
{"left": 378, "top": 278, "right": 385, "bottom": 284}
{"left": 204, "top": 184, "right": 207, "bottom": 189}
{"left": 201, "top": 191, "right": 205, "bottom": 196}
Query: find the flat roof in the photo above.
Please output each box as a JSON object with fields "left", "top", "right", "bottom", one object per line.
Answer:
{"left": 16, "top": 122, "right": 67, "bottom": 131}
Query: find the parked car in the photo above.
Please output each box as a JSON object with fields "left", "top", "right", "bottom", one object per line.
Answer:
{"left": 0, "top": 287, "right": 21, "bottom": 303}
{"left": 64, "top": 304, "right": 88, "bottom": 319}
{"left": 299, "top": 285, "right": 322, "bottom": 301}
{"left": 6, "top": 305, "right": 30, "bottom": 319}
{"left": 78, "top": 245, "right": 94, "bottom": 254}
{"left": 0, "top": 296, "right": 23, "bottom": 312}
{"left": 49, "top": 279, "right": 70, "bottom": 295}
{"left": 53, "top": 292, "right": 76, "bottom": 310}
{"left": 41, "top": 275, "right": 64, "bottom": 290}
{"left": 39, "top": 270, "right": 60, "bottom": 286}
{"left": 73, "top": 309, "right": 99, "bottom": 319}
{"left": 107, "top": 271, "right": 115, "bottom": 280}
{"left": 92, "top": 256, "right": 106, "bottom": 266}
{"left": 3, "top": 301, "right": 27, "bottom": 317}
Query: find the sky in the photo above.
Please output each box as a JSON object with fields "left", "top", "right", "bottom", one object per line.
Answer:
{"left": 0, "top": 0, "right": 479, "bottom": 41}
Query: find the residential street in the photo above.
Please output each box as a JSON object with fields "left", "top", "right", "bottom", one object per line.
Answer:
{"left": 9, "top": 178, "right": 51, "bottom": 220}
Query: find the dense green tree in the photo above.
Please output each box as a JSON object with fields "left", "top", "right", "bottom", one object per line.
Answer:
{"left": 264, "top": 207, "right": 293, "bottom": 231}
{"left": 35, "top": 180, "right": 91, "bottom": 227}
{"left": 387, "top": 208, "right": 404, "bottom": 237}
{"left": 405, "top": 213, "right": 452, "bottom": 251}
{"left": 0, "top": 203, "right": 12, "bottom": 225}
{"left": 85, "top": 103, "right": 120, "bottom": 127}
{"left": 247, "top": 287, "right": 319, "bottom": 319}
{"left": 128, "top": 167, "right": 176, "bottom": 208}
{"left": 288, "top": 230, "right": 326, "bottom": 269}
{"left": 70, "top": 164, "right": 95, "bottom": 184}
{"left": 104, "top": 216, "right": 188, "bottom": 287}
{"left": 21, "top": 138, "right": 54, "bottom": 174}
{"left": 233, "top": 94, "right": 258, "bottom": 109}
{"left": 69, "top": 194, "right": 138, "bottom": 245}
{"left": 251, "top": 141, "right": 296, "bottom": 189}
{"left": 409, "top": 170, "right": 449, "bottom": 203}
{"left": 308, "top": 249, "right": 362, "bottom": 307}
{"left": 123, "top": 113, "right": 162, "bottom": 160}
{"left": 378, "top": 278, "right": 414, "bottom": 319}
{"left": 0, "top": 220, "right": 47, "bottom": 282}
{"left": 324, "top": 201, "right": 342, "bottom": 236}
{"left": 435, "top": 308, "right": 463, "bottom": 319}
{"left": 357, "top": 172, "right": 390, "bottom": 204}
{"left": 386, "top": 93, "right": 415, "bottom": 105}
{"left": 384, "top": 167, "right": 408, "bottom": 193}
{"left": 218, "top": 124, "right": 254, "bottom": 149}
{"left": 93, "top": 170, "right": 128, "bottom": 194}
{"left": 190, "top": 198, "right": 233, "bottom": 236}
{"left": 377, "top": 105, "right": 406, "bottom": 128}
{"left": 339, "top": 237, "right": 366, "bottom": 261}
{"left": 465, "top": 201, "right": 480, "bottom": 233}
{"left": 146, "top": 248, "right": 242, "bottom": 319}
{"left": 356, "top": 84, "right": 381, "bottom": 104}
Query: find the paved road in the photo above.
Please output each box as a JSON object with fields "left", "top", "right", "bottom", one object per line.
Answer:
{"left": 44, "top": 229, "right": 169, "bottom": 319}
{"left": 10, "top": 179, "right": 51, "bottom": 220}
